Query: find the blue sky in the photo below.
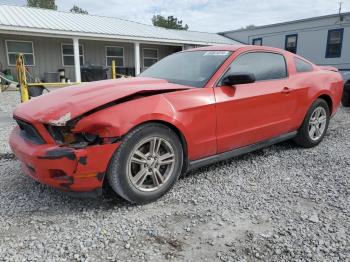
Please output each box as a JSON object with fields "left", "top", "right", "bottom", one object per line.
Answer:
{"left": 0, "top": 0, "right": 349, "bottom": 32}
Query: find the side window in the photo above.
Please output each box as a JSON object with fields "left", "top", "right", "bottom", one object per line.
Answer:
{"left": 294, "top": 57, "right": 313, "bottom": 72}
{"left": 224, "top": 52, "right": 287, "bottom": 81}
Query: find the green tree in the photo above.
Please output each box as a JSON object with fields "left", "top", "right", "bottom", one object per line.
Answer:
{"left": 245, "top": 24, "right": 256, "bottom": 29}
{"left": 70, "top": 5, "right": 89, "bottom": 14}
{"left": 240, "top": 24, "right": 255, "bottom": 30}
{"left": 27, "top": 0, "right": 57, "bottom": 10}
{"left": 152, "top": 15, "right": 189, "bottom": 30}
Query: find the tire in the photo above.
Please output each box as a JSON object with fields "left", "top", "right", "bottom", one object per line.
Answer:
{"left": 293, "top": 99, "right": 330, "bottom": 148}
{"left": 107, "top": 123, "right": 183, "bottom": 204}
{"left": 342, "top": 84, "right": 350, "bottom": 107}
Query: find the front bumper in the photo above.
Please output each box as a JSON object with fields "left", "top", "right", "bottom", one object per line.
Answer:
{"left": 9, "top": 127, "right": 119, "bottom": 194}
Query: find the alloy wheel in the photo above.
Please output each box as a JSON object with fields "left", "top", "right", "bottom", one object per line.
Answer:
{"left": 308, "top": 106, "right": 327, "bottom": 141}
{"left": 127, "top": 137, "right": 176, "bottom": 192}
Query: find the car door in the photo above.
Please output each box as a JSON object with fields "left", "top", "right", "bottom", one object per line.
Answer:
{"left": 214, "top": 51, "right": 298, "bottom": 153}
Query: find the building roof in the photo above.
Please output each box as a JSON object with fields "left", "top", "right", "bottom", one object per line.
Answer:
{"left": 0, "top": 5, "right": 238, "bottom": 45}
{"left": 220, "top": 12, "right": 350, "bottom": 34}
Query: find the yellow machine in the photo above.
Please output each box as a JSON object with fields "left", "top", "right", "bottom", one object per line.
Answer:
{"left": 16, "top": 53, "right": 81, "bottom": 103}
{"left": 16, "top": 54, "right": 128, "bottom": 103}
{"left": 16, "top": 54, "right": 29, "bottom": 102}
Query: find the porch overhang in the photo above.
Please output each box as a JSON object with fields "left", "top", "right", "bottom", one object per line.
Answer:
{"left": 0, "top": 26, "right": 227, "bottom": 47}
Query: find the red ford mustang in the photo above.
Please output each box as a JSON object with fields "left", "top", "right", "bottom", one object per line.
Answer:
{"left": 9, "top": 45, "right": 343, "bottom": 204}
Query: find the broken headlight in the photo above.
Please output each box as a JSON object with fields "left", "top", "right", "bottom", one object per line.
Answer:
{"left": 46, "top": 125, "right": 100, "bottom": 147}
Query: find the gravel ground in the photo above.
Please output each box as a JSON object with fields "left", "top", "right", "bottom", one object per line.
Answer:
{"left": 0, "top": 90, "right": 350, "bottom": 261}
{"left": 0, "top": 90, "right": 18, "bottom": 154}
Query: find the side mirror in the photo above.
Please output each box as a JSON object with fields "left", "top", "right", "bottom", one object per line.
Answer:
{"left": 221, "top": 72, "right": 255, "bottom": 86}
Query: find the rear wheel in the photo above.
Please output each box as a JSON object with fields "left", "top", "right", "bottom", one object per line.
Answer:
{"left": 294, "top": 99, "right": 330, "bottom": 148}
{"left": 107, "top": 123, "right": 183, "bottom": 204}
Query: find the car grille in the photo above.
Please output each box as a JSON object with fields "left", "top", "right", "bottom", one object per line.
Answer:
{"left": 15, "top": 118, "right": 45, "bottom": 145}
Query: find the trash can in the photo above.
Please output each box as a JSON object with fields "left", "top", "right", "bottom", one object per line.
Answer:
{"left": 58, "top": 69, "right": 66, "bottom": 83}
{"left": 81, "top": 65, "right": 109, "bottom": 82}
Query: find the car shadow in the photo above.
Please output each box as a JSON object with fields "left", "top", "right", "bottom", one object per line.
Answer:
{"left": 2, "top": 140, "right": 298, "bottom": 216}
{"left": 182, "top": 140, "right": 298, "bottom": 180}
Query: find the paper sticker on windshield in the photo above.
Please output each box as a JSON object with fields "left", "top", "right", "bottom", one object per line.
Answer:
{"left": 203, "top": 51, "right": 230, "bottom": 56}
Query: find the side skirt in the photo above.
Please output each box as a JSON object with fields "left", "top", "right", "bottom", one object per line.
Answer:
{"left": 188, "top": 131, "right": 297, "bottom": 171}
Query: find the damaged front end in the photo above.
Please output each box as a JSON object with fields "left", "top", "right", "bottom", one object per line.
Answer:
{"left": 9, "top": 77, "right": 192, "bottom": 196}
{"left": 46, "top": 124, "right": 119, "bottom": 149}
{"left": 9, "top": 115, "right": 121, "bottom": 197}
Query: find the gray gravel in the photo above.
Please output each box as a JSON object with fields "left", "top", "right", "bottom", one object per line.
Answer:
{"left": 0, "top": 90, "right": 18, "bottom": 154}
{"left": 0, "top": 89, "right": 350, "bottom": 261}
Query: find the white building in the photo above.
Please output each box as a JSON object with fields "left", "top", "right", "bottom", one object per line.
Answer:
{"left": 0, "top": 5, "right": 238, "bottom": 82}
{"left": 221, "top": 12, "right": 350, "bottom": 72}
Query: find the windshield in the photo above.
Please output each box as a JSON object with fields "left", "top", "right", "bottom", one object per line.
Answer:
{"left": 139, "top": 50, "right": 232, "bottom": 88}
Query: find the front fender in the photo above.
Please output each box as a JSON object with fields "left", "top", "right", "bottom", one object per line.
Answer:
{"left": 73, "top": 94, "right": 188, "bottom": 141}
{"left": 72, "top": 87, "right": 218, "bottom": 161}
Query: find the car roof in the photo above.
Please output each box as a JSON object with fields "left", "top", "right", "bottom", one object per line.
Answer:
{"left": 188, "top": 44, "right": 290, "bottom": 55}
{"left": 186, "top": 44, "right": 317, "bottom": 65}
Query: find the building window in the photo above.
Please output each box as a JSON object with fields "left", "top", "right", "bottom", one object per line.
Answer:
{"left": 143, "top": 48, "right": 158, "bottom": 68}
{"left": 252, "top": 38, "right": 262, "bottom": 46}
{"left": 61, "top": 43, "right": 84, "bottom": 66}
{"left": 106, "top": 46, "right": 124, "bottom": 67}
{"left": 6, "top": 40, "right": 35, "bottom": 66}
{"left": 285, "top": 34, "right": 298, "bottom": 54}
{"left": 326, "top": 28, "right": 344, "bottom": 58}
{"left": 294, "top": 57, "right": 313, "bottom": 72}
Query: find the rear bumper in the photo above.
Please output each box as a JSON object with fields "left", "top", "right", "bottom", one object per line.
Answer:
{"left": 9, "top": 127, "right": 119, "bottom": 194}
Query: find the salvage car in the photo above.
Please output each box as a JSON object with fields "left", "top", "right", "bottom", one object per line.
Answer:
{"left": 9, "top": 45, "right": 343, "bottom": 204}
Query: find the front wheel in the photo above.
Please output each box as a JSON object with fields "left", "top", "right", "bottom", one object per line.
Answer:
{"left": 107, "top": 123, "right": 183, "bottom": 204}
{"left": 294, "top": 99, "right": 330, "bottom": 148}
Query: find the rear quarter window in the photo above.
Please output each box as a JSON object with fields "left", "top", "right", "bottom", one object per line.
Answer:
{"left": 295, "top": 57, "right": 313, "bottom": 73}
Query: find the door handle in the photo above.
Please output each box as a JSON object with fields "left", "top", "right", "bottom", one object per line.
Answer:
{"left": 281, "top": 87, "right": 293, "bottom": 94}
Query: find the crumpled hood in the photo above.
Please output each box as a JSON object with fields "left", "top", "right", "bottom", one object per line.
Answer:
{"left": 14, "top": 77, "right": 192, "bottom": 125}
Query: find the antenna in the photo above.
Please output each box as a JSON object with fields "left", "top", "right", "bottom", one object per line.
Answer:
{"left": 339, "top": 1, "right": 343, "bottom": 14}
{"left": 337, "top": 1, "right": 344, "bottom": 23}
